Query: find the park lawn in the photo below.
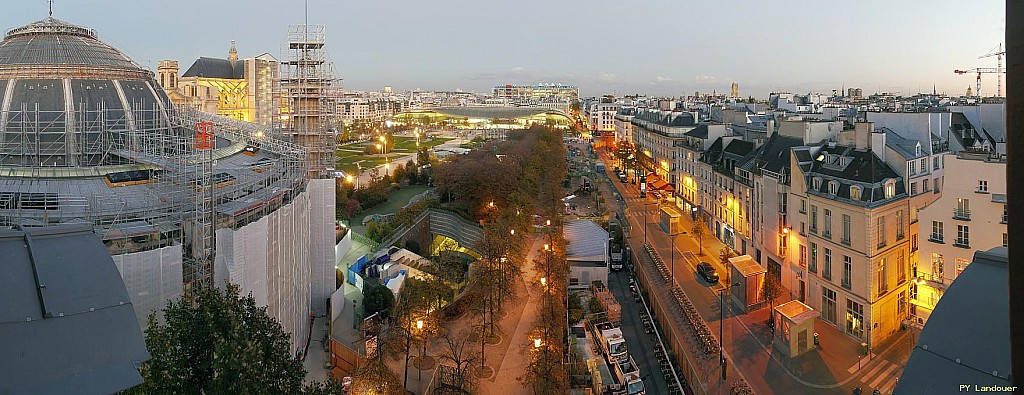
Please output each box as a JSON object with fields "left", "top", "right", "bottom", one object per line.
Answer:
{"left": 334, "top": 136, "right": 453, "bottom": 176}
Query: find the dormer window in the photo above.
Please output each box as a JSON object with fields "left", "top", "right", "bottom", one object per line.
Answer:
{"left": 812, "top": 177, "right": 822, "bottom": 190}
{"left": 828, "top": 181, "right": 839, "bottom": 195}
{"left": 851, "top": 185, "right": 863, "bottom": 200}
{"left": 884, "top": 179, "right": 896, "bottom": 199}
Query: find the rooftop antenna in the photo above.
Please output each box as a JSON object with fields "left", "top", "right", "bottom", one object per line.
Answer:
{"left": 48, "top": 0, "right": 52, "bottom": 16}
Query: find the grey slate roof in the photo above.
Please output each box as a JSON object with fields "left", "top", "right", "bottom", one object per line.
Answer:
{"left": 881, "top": 128, "right": 925, "bottom": 159}
{"left": 684, "top": 124, "right": 709, "bottom": 138}
{"left": 182, "top": 56, "right": 244, "bottom": 79}
{"left": 894, "top": 247, "right": 1009, "bottom": 394}
{"left": 563, "top": 220, "right": 608, "bottom": 263}
{"left": 723, "top": 139, "right": 754, "bottom": 157}
{"left": 0, "top": 225, "right": 149, "bottom": 394}
{"left": 0, "top": 18, "right": 140, "bottom": 70}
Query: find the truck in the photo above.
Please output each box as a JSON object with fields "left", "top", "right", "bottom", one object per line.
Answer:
{"left": 613, "top": 357, "right": 646, "bottom": 395}
{"left": 591, "top": 320, "right": 628, "bottom": 364}
{"left": 609, "top": 219, "right": 624, "bottom": 270}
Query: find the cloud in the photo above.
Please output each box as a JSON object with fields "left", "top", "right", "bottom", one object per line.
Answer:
{"left": 597, "top": 72, "right": 617, "bottom": 82}
{"left": 510, "top": 66, "right": 525, "bottom": 73}
{"left": 694, "top": 74, "right": 718, "bottom": 83}
{"left": 655, "top": 76, "right": 674, "bottom": 83}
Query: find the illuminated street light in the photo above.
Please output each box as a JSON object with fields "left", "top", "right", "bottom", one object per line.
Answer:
{"left": 534, "top": 338, "right": 542, "bottom": 348}
{"left": 416, "top": 320, "right": 424, "bottom": 330}
{"left": 540, "top": 277, "right": 547, "bottom": 286}
{"left": 510, "top": 229, "right": 515, "bottom": 236}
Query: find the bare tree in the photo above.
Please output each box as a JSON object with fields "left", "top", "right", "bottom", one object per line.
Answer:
{"left": 691, "top": 216, "right": 709, "bottom": 256}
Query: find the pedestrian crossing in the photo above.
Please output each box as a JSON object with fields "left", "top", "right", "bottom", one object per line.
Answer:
{"left": 853, "top": 358, "right": 902, "bottom": 394}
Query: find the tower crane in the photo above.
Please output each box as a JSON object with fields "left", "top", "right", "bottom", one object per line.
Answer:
{"left": 954, "top": 43, "right": 1006, "bottom": 97}
{"left": 978, "top": 43, "right": 1005, "bottom": 97}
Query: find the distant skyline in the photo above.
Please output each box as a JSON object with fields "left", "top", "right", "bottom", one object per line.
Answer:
{"left": 1, "top": 1, "right": 1005, "bottom": 97}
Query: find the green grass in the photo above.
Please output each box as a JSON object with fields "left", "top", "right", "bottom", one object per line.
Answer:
{"left": 349, "top": 185, "right": 433, "bottom": 234}
{"left": 334, "top": 136, "right": 453, "bottom": 176}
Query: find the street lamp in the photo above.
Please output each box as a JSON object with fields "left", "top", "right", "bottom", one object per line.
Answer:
{"left": 534, "top": 338, "right": 542, "bottom": 348}
{"left": 346, "top": 174, "right": 358, "bottom": 190}
{"left": 384, "top": 162, "right": 390, "bottom": 177}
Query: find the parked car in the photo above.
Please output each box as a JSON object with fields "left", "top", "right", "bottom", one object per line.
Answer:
{"left": 696, "top": 262, "right": 720, "bottom": 283}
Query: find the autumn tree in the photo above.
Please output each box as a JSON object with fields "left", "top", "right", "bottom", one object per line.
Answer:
{"left": 692, "top": 216, "right": 709, "bottom": 255}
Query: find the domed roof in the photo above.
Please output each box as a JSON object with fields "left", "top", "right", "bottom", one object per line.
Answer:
{"left": 0, "top": 17, "right": 149, "bottom": 79}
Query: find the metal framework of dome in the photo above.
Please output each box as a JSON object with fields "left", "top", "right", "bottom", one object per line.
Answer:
{"left": 0, "top": 17, "right": 146, "bottom": 79}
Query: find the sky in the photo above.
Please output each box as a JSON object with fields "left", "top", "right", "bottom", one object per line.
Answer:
{"left": 0, "top": 0, "right": 1005, "bottom": 98}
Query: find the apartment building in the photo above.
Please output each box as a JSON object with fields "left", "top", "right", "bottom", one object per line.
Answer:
{"left": 699, "top": 136, "right": 754, "bottom": 252}
{"left": 613, "top": 107, "right": 636, "bottom": 143}
{"left": 337, "top": 96, "right": 407, "bottom": 124}
{"left": 584, "top": 97, "right": 621, "bottom": 137}
{"left": 791, "top": 126, "right": 911, "bottom": 347}
{"left": 914, "top": 150, "right": 1006, "bottom": 325}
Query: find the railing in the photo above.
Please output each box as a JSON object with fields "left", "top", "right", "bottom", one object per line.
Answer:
{"left": 953, "top": 239, "right": 970, "bottom": 249}
{"left": 842, "top": 279, "right": 852, "bottom": 290}
{"left": 953, "top": 209, "right": 971, "bottom": 220}
{"left": 928, "top": 234, "right": 944, "bottom": 243}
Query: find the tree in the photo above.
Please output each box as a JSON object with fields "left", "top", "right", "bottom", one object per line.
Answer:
{"left": 363, "top": 280, "right": 395, "bottom": 319}
{"left": 691, "top": 216, "right": 709, "bottom": 256}
{"left": 127, "top": 285, "right": 324, "bottom": 394}
{"left": 762, "top": 274, "right": 784, "bottom": 329}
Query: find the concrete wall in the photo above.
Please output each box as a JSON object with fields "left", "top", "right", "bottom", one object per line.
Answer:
{"left": 112, "top": 244, "right": 184, "bottom": 325}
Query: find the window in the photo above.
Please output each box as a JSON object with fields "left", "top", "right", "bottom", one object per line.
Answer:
{"left": 955, "top": 198, "right": 970, "bottom": 220}
{"left": 933, "top": 177, "right": 940, "bottom": 193}
{"left": 824, "top": 209, "right": 832, "bottom": 238}
{"left": 800, "top": 199, "right": 806, "bottom": 213}
{"left": 828, "top": 181, "right": 839, "bottom": 195}
{"left": 823, "top": 248, "right": 833, "bottom": 280}
{"left": 811, "top": 206, "right": 818, "bottom": 233}
{"left": 923, "top": 178, "right": 929, "bottom": 192}
{"left": 877, "top": 258, "right": 889, "bottom": 294}
{"left": 896, "top": 210, "right": 905, "bottom": 240}
{"left": 1003, "top": 204, "right": 1008, "bottom": 224}
{"left": 800, "top": 244, "right": 807, "bottom": 268}
{"left": 956, "top": 225, "right": 970, "bottom": 248}
{"left": 851, "top": 185, "right": 862, "bottom": 200}
{"left": 877, "top": 217, "right": 886, "bottom": 248}
{"left": 809, "top": 243, "right": 818, "bottom": 273}
{"left": 847, "top": 300, "right": 865, "bottom": 339}
{"left": 931, "top": 221, "right": 944, "bottom": 243}
{"left": 897, "top": 252, "right": 906, "bottom": 283}
{"left": 911, "top": 234, "right": 918, "bottom": 252}
{"left": 842, "top": 256, "right": 853, "bottom": 289}
{"left": 910, "top": 182, "right": 918, "bottom": 195}
{"left": 1004, "top": 233, "right": 1009, "bottom": 247}
{"left": 978, "top": 180, "right": 988, "bottom": 193}
{"left": 932, "top": 253, "right": 944, "bottom": 282}
{"left": 898, "top": 291, "right": 908, "bottom": 318}
{"left": 933, "top": 156, "right": 940, "bottom": 170}
{"left": 812, "top": 177, "right": 822, "bottom": 190}
{"left": 800, "top": 222, "right": 806, "bottom": 235}
{"left": 842, "top": 214, "right": 851, "bottom": 244}
{"left": 909, "top": 161, "right": 916, "bottom": 175}
{"left": 955, "top": 258, "right": 969, "bottom": 278}
{"left": 822, "top": 287, "right": 837, "bottom": 324}
{"left": 884, "top": 180, "right": 896, "bottom": 199}
{"left": 919, "top": 158, "right": 927, "bottom": 173}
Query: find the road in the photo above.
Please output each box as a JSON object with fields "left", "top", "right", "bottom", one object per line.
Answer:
{"left": 606, "top": 268, "right": 671, "bottom": 394}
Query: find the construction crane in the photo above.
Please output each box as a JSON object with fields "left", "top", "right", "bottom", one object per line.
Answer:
{"left": 954, "top": 68, "right": 1004, "bottom": 97}
{"left": 955, "top": 44, "right": 1006, "bottom": 97}
{"left": 979, "top": 43, "right": 1005, "bottom": 97}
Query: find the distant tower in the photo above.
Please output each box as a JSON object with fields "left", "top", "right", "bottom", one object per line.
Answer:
{"left": 228, "top": 40, "right": 238, "bottom": 62}
{"left": 157, "top": 60, "right": 178, "bottom": 90}
{"left": 730, "top": 82, "right": 739, "bottom": 98}
{"left": 966, "top": 85, "right": 974, "bottom": 97}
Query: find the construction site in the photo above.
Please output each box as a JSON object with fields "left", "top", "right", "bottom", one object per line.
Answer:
{"left": 0, "top": 16, "right": 336, "bottom": 352}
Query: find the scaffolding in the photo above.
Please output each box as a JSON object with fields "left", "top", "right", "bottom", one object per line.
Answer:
{"left": 277, "top": 24, "right": 339, "bottom": 179}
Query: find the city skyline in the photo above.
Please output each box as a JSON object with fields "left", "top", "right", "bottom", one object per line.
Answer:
{"left": 1, "top": 1, "right": 1005, "bottom": 97}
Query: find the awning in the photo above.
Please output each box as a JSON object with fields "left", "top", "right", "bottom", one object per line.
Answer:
{"left": 646, "top": 175, "right": 675, "bottom": 192}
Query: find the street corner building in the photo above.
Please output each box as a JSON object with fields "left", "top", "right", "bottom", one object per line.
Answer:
{"left": 0, "top": 16, "right": 335, "bottom": 352}
{"left": 0, "top": 225, "right": 150, "bottom": 394}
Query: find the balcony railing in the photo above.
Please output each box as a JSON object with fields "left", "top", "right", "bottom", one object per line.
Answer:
{"left": 953, "top": 239, "right": 970, "bottom": 249}
{"left": 842, "top": 279, "right": 852, "bottom": 290}
{"left": 1002, "top": 214, "right": 1008, "bottom": 224}
{"left": 928, "top": 234, "right": 944, "bottom": 243}
{"left": 953, "top": 208, "right": 971, "bottom": 220}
